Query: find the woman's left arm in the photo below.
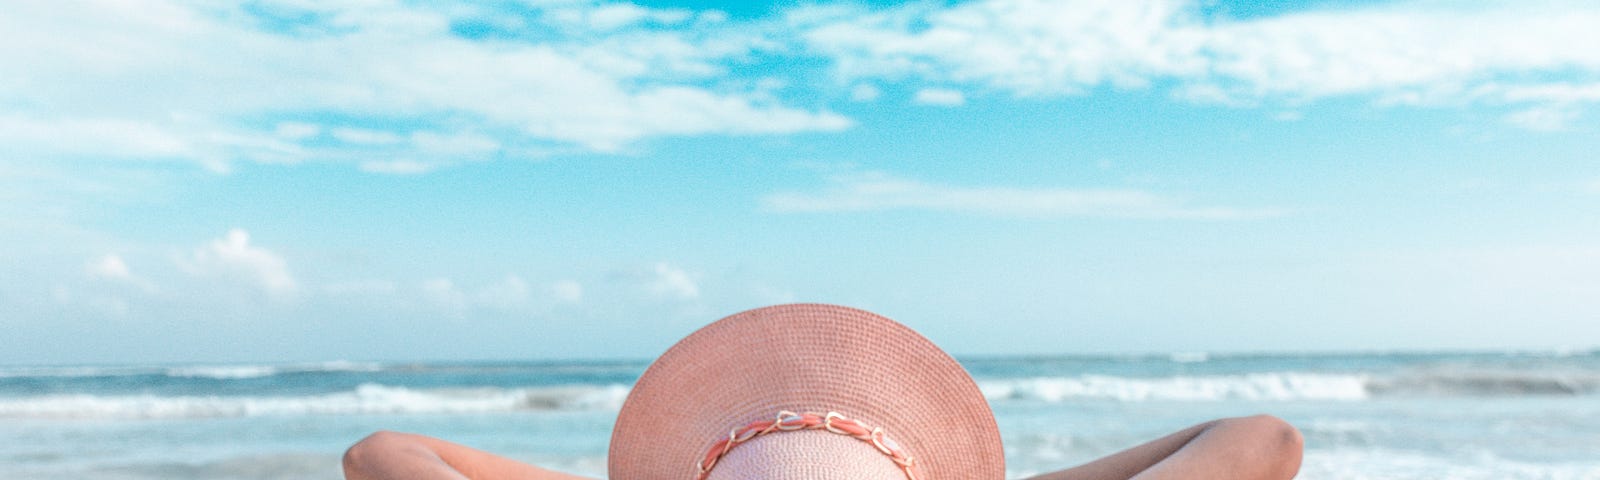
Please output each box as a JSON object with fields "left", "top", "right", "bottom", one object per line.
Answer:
{"left": 1024, "top": 415, "right": 1303, "bottom": 480}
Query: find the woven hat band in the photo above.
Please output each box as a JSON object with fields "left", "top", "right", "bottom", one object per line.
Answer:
{"left": 704, "top": 427, "right": 913, "bottom": 480}
{"left": 696, "top": 411, "right": 921, "bottom": 480}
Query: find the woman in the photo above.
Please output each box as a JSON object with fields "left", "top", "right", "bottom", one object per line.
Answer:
{"left": 344, "top": 304, "right": 1303, "bottom": 480}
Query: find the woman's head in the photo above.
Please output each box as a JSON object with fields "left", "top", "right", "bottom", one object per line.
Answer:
{"left": 608, "top": 303, "right": 1003, "bottom": 479}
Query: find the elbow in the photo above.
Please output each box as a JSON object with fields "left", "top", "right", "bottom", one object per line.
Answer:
{"left": 343, "top": 430, "right": 410, "bottom": 478}
{"left": 1231, "top": 414, "right": 1304, "bottom": 479}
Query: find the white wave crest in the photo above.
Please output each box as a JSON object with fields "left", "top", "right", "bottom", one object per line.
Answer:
{"left": 0, "top": 383, "right": 632, "bottom": 420}
{"left": 165, "top": 366, "right": 280, "bottom": 379}
{"left": 0, "top": 365, "right": 162, "bottom": 378}
{"left": 165, "top": 361, "right": 387, "bottom": 379}
{"left": 979, "top": 373, "right": 1371, "bottom": 402}
{"left": 0, "top": 361, "right": 386, "bottom": 380}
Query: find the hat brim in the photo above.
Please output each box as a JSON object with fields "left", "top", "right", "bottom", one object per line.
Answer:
{"left": 609, "top": 303, "right": 1004, "bottom": 479}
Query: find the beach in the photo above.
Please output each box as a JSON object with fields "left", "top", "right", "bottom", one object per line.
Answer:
{"left": 3, "top": 351, "right": 1598, "bottom": 479}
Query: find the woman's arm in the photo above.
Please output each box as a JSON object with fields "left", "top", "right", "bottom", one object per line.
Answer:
{"left": 1025, "top": 415, "right": 1303, "bottom": 480}
{"left": 342, "top": 431, "right": 596, "bottom": 480}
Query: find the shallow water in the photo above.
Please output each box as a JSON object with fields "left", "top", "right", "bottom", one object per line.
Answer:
{"left": 3, "top": 351, "right": 1598, "bottom": 479}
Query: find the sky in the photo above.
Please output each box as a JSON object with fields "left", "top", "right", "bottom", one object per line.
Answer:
{"left": 2, "top": 0, "right": 1598, "bottom": 365}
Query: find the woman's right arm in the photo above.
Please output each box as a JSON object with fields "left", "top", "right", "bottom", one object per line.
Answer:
{"left": 342, "top": 431, "right": 596, "bottom": 480}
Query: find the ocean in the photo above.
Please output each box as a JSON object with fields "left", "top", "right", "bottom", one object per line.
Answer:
{"left": 3, "top": 351, "right": 1598, "bottom": 479}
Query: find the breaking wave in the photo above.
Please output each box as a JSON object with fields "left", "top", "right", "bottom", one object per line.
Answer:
{"left": 4, "top": 368, "right": 1596, "bottom": 419}
{"left": 0, "top": 383, "right": 630, "bottom": 420}
{"left": 0, "top": 361, "right": 386, "bottom": 380}
{"left": 979, "top": 373, "right": 1372, "bottom": 402}
{"left": 979, "top": 369, "right": 1600, "bottom": 403}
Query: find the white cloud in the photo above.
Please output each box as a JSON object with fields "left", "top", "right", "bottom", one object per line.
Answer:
{"left": 86, "top": 254, "right": 133, "bottom": 281}
{"left": 331, "top": 127, "right": 405, "bottom": 146}
{"left": 9, "top": 0, "right": 1589, "bottom": 179}
{"left": 0, "top": 115, "right": 197, "bottom": 160}
{"left": 1486, "top": 82, "right": 1600, "bottom": 104}
{"left": 79, "top": 252, "right": 159, "bottom": 305}
{"left": 912, "top": 87, "right": 965, "bottom": 106}
{"left": 274, "top": 122, "right": 322, "bottom": 140}
{"left": 330, "top": 129, "right": 508, "bottom": 175}
{"left": 647, "top": 262, "right": 700, "bottom": 299}
{"left": 416, "top": 275, "right": 584, "bottom": 313}
{"left": 1583, "top": 178, "right": 1600, "bottom": 195}
{"left": 84, "top": 253, "right": 156, "bottom": 294}
{"left": 1478, "top": 82, "right": 1600, "bottom": 131}
{"left": 575, "top": 3, "right": 652, "bottom": 31}
{"left": 0, "top": 0, "right": 851, "bottom": 171}
{"left": 477, "top": 274, "right": 533, "bottom": 309}
{"left": 551, "top": 280, "right": 584, "bottom": 303}
{"left": 763, "top": 172, "right": 1284, "bottom": 220}
{"left": 850, "top": 83, "right": 881, "bottom": 101}
{"left": 794, "top": 0, "right": 1600, "bottom": 127}
{"left": 182, "top": 229, "right": 298, "bottom": 297}
{"left": 412, "top": 130, "right": 502, "bottom": 156}
{"left": 796, "top": 0, "right": 1207, "bottom": 95}
{"left": 580, "top": 3, "right": 692, "bottom": 31}
{"left": 421, "top": 278, "right": 468, "bottom": 313}
{"left": 1504, "top": 106, "right": 1579, "bottom": 132}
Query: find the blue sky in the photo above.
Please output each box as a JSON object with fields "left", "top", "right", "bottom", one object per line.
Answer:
{"left": 2, "top": 0, "right": 1598, "bottom": 365}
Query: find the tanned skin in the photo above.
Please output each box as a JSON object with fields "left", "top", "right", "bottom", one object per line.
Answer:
{"left": 343, "top": 415, "right": 1303, "bottom": 480}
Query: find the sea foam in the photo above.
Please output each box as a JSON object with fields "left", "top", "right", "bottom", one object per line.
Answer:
{"left": 977, "top": 373, "right": 1372, "bottom": 402}
{"left": 0, "top": 361, "right": 385, "bottom": 380}
{"left": 0, "top": 383, "right": 631, "bottom": 420}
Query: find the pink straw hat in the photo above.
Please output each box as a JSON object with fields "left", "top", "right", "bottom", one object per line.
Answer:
{"left": 609, "top": 303, "right": 1004, "bottom": 480}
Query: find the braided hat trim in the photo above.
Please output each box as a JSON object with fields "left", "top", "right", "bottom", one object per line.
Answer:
{"left": 695, "top": 410, "right": 921, "bottom": 480}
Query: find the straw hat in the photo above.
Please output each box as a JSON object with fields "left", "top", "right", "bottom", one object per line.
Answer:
{"left": 609, "top": 303, "right": 1004, "bottom": 480}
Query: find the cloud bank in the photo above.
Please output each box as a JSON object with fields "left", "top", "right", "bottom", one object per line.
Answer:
{"left": 795, "top": 0, "right": 1600, "bottom": 127}
{"left": 765, "top": 172, "right": 1285, "bottom": 219}
{"left": 0, "top": 0, "right": 851, "bottom": 172}
{"left": 3, "top": 0, "right": 1595, "bottom": 177}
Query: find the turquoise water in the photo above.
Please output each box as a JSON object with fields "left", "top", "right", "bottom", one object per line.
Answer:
{"left": 3, "top": 351, "right": 1598, "bottom": 479}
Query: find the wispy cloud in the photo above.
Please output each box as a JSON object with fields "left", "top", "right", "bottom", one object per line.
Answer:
{"left": 86, "top": 255, "right": 135, "bottom": 282}
{"left": 850, "top": 83, "right": 882, "bottom": 102}
{"left": 85, "top": 253, "right": 155, "bottom": 290}
{"left": 4, "top": 0, "right": 1595, "bottom": 181}
{"left": 912, "top": 88, "right": 966, "bottom": 106}
{"left": 1583, "top": 178, "right": 1600, "bottom": 195}
{"left": 551, "top": 280, "right": 585, "bottom": 303}
{"left": 418, "top": 274, "right": 592, "bottom": 315}
{"left": 47, "top": 230, "right": 687, "bottom": 322}
{"left": 1477, "top": 82, "right": 1600, "bottom": 131}
{"left": 1503, "top": 106, "right": 1579, "bottom": 132}
{"left": 763, "top": 172, "right": 1285, "bottom": 220}
{"left": 646, "top": 262, "right": 701, "bottom": 300}
{"left": 180, "top": 229, "right": 299, "bottom": 298}
{"left": 358, "top": 159, "right": 442, "bottom": 175}
{"left": 794, "top": 0, "right": 1600, "bottom": 128}
{"left": 0, "top": 0, "right": 850, "bottom": 172}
